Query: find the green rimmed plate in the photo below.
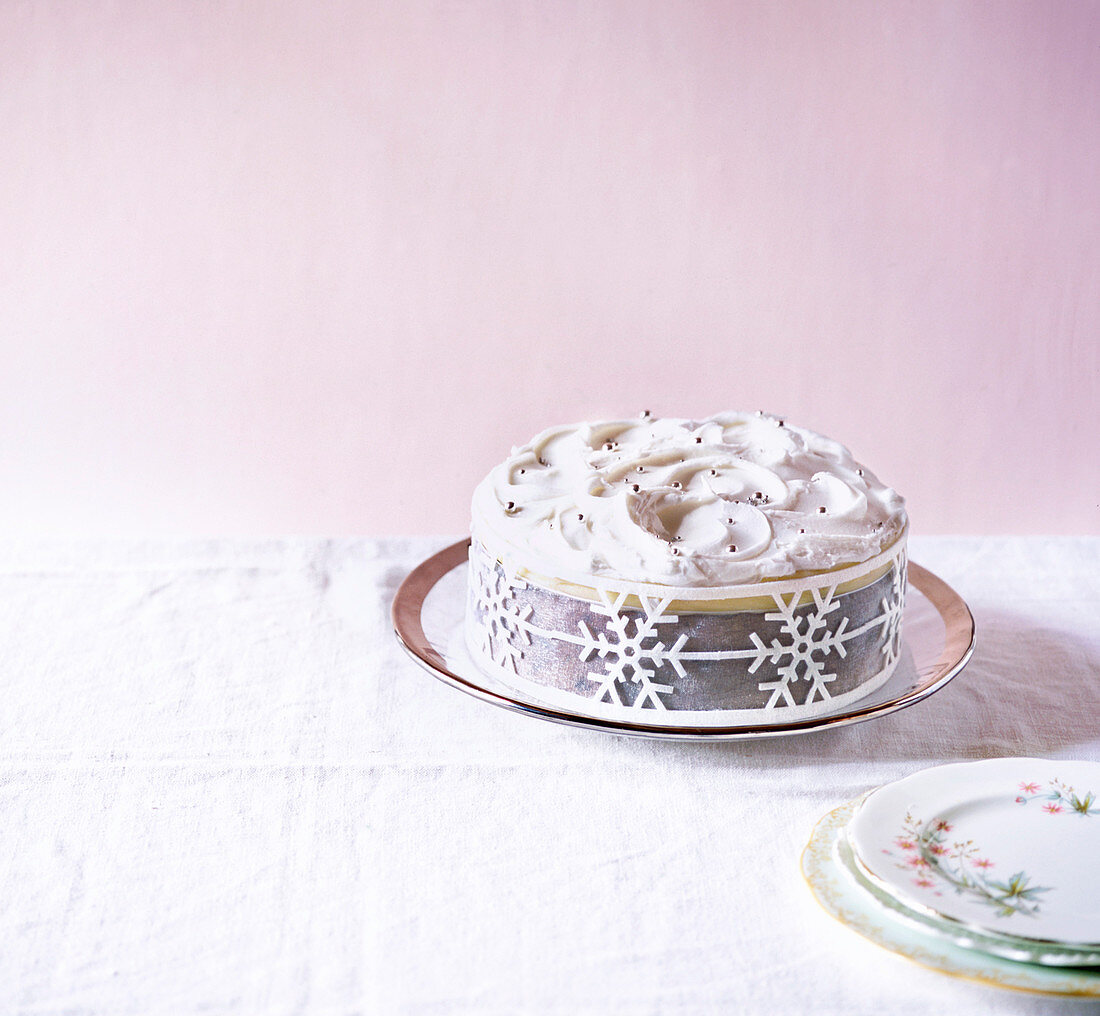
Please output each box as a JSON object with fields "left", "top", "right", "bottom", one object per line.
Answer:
{"left": 803, "top": 799, "right": 1100, "bottom": 995}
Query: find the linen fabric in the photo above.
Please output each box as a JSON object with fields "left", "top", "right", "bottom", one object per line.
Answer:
{"left": 0, "top": 536, "right": 1096, "bottom": 1015}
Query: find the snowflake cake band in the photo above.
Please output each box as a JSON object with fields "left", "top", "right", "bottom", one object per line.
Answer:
{"left": 465, "top": 537, "right": 907, "bottom": 720}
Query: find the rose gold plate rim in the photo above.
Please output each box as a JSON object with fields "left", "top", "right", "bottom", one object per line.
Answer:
{"left": 391, "top": 538, "right": 976, "bottom": 741}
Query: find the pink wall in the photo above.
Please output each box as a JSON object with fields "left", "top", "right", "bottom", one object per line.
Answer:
{"left": 2, "top": 1, "right": 1097, "bottom": 536}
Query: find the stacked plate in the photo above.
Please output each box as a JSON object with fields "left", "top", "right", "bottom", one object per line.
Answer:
{"left": 802, "top": 758, "right": 1100, "bottom": 996}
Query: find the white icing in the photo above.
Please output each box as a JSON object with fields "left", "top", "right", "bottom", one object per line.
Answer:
{"left": 471, "top": 412, "right": 908, "bottom": 587}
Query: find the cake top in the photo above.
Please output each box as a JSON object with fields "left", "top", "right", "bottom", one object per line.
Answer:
{"left": 470, "top": 411, "right": 907, "bottom": 587}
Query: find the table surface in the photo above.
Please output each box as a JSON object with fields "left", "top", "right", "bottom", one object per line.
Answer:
{"left": 2, "top": 535, "right": 1097, "bottom": 1015}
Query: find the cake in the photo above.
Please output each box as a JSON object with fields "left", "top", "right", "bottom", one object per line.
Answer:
{"left": 465, "top": 411, "right": 908, "bottom": 721}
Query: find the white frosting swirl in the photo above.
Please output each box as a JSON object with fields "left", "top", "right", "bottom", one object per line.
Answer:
{"left": 471, "top": 412, "right": 907, "bottom": 587}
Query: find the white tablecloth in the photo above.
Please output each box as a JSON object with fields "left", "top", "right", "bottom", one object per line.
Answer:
{"left": 2, "top": 536, "right": 1097, "bottom": 1014}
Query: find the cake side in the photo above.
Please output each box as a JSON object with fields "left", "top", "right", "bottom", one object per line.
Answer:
{"left": 466, "top": 532, "right": 907, "bottom": 717}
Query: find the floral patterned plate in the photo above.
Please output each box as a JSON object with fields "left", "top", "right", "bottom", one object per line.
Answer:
{"left": 803, "top": 800, "right": 1100, "bottom": 995}
{"left": 849, "top": 759, "right": 1100, "bottom": 953}
{"left": 835, "top": 800, "right": 1100, "bottom": 966}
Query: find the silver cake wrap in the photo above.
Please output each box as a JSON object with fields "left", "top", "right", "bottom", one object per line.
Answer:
{"left": 465, "top": 539, "right": 907, "bottom": 719}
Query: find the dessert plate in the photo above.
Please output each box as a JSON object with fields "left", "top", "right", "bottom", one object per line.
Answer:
{"left": 802, "top": 799, "right": 1100, "bottom": 996}
{"left": 848, "top": 759, "right": 1100, "bottom": 951}
{"left": 392, "top": 539, "right": 975, "bottom": 741}
{"left": 834, "top": 820, "right": 1099, "bottom": 967}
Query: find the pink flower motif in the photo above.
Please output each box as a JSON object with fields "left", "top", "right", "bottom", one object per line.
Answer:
{"left": 1019, "top": 781, "right": 1040, "bottom": 794}
{"left": 914, "top": 877, "right": 935, "bottom": 888}
{"left": 974, "top": 858, "right": 994, "bottom": 869}
{"left": 934, "top": 820, "right": 953, "bottom": 832}
{"left": 929, "top": 844, "right": 947, "bottom": 856}
{"left": 907, "top": 855, "right": 929, "bottom": 869}
{"left": 1043, "top": 803, "right": 1064, "bottom": 814}
{"left": 895, "top": 838, "right": 915, "bottom": 850}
